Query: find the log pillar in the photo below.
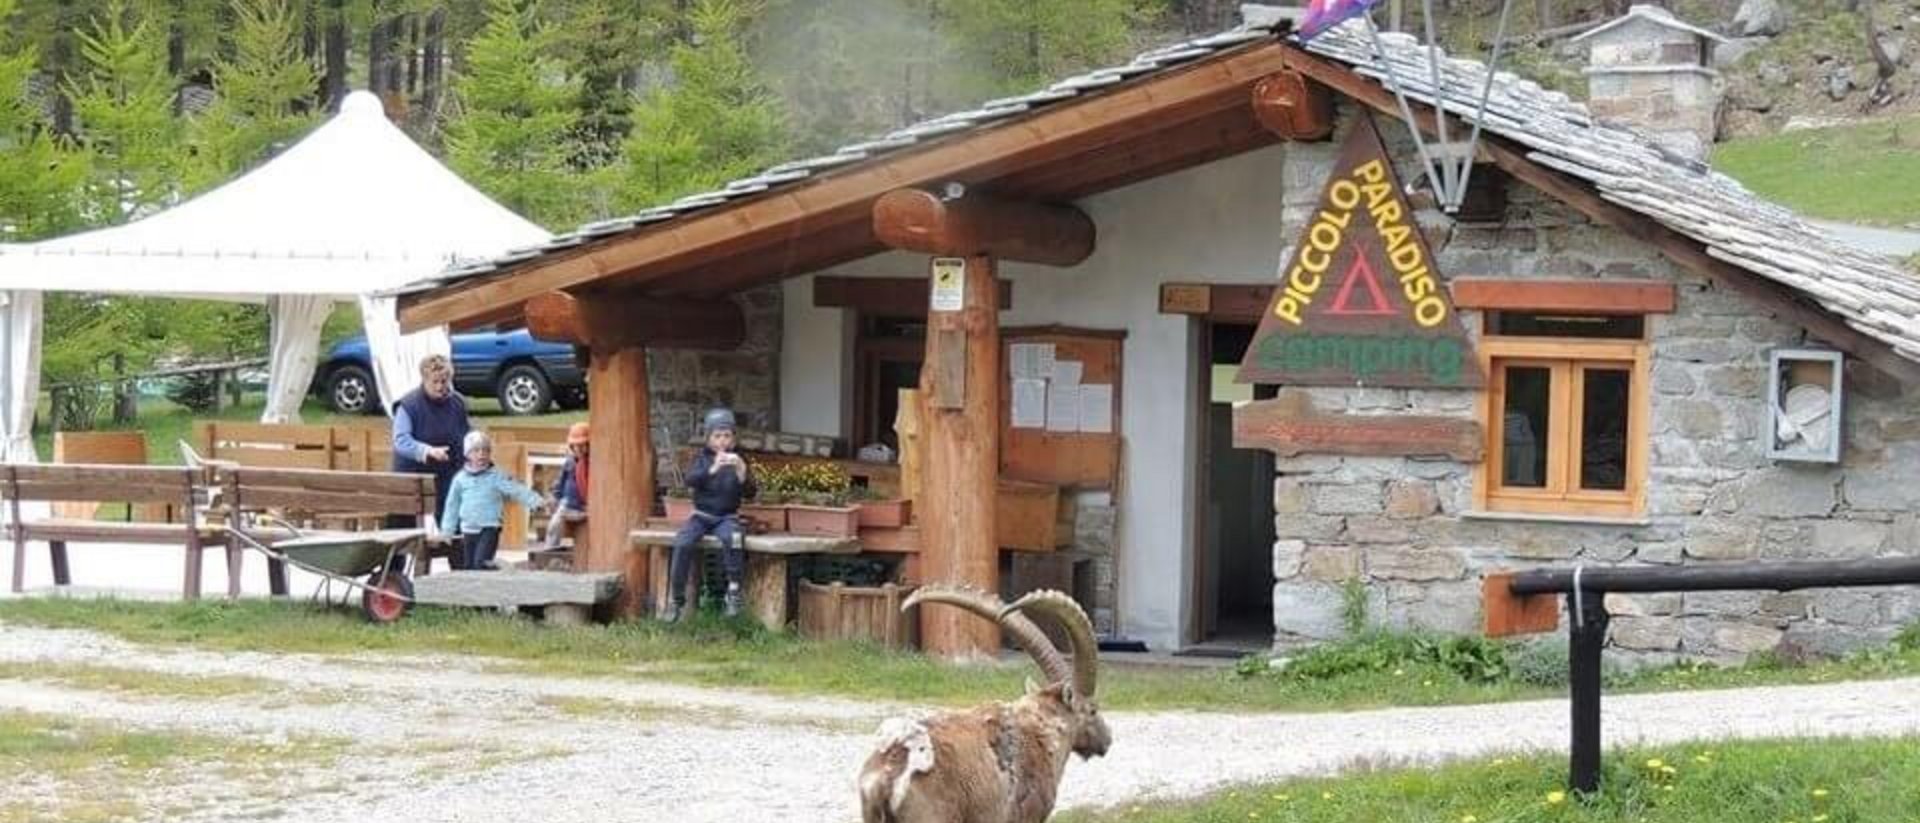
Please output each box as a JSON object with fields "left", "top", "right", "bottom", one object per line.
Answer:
{"left": 583, "top": 344, "right": 655, "bottom": 618}
{"left": 873, "top": 187, "right": 1094, "bottom": 659}
{"left": 918, "top": 255, "right": 1002, "bottom": 657}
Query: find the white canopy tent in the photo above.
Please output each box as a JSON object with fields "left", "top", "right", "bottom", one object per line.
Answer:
{"left": 0, "top": 92, "right": 550, "bottom": 461}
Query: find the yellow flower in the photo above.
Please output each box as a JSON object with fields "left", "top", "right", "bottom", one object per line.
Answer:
{"left": 1693, "top": 755, "right": 1712, "bottom": 764}
{"left": 1546, "top": 790, "right": 1567, "bottom": 805}
{"left": 1272, "top": 794, "right": 1290, "bottom": 802}
{"left": 1322, "top": 791, "right": 1334, "bottom": 801}
{"left": 1229, "top": 792, "right": 1240, "bottom": 799}
{"left": 1645, "top": 758, "right": 1666, "bottom": 770}
{"left": 1248, "top": 814, "right": 1260, "bottom": 820}
{"left": 1661, "top": 765, "right": 1678, "bottom": 776}
{"left": 1662, "top": 785, "right": 1674, "bottom": 792}
{"left": 1811, "top": 789, "right": 1830, "bottom": 799}
{"left": 1461, "top": 815, "right": 1479, "bottom": 823}
{"left": 1811, "top": 815, "right": 1829, "bottom": 822}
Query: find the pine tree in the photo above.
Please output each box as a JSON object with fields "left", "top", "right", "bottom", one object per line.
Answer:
{"left": 556, "top": 0, "right": 655, "bottom": 170}
{"left": 184, "top": 0, "right": 320, "bottom": 193}
{"left": 944, "top": 0, "right": 1163, "bottom": 97}
{"left": 0, "top": 0, "right": 86, "bottom": 241}
{"left": 65, "top": 0, "right": 182, "bottom": 223}
{"left": 443, "top": 0, "right": 584, "bottom": 228}
{"left": 617, "top": 0, "right": 786, "bottom": 210}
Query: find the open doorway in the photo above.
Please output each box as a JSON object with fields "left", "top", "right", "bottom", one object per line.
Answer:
{"left": 1191, "top": 321, "right": 1276, "bottom": 650}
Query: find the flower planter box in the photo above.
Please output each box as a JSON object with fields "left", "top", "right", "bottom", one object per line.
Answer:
{"left": 797, "top": 580, "right": 918, "bottom": 650}
{"left": 855, "top": 498, "right": 912, "bottom": 529}
{"left": 664, "top": 497, "right": 695, "bottom": 524}
{"left": 738, "top": 503, "right": 789, "bottom": 533}
{"left": 786, "top": 505, "right": 860, "bottom": 537}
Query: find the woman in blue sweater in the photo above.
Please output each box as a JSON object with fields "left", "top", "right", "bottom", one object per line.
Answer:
{"left": 442, "top": 431, "right": 548, "bottom": 570}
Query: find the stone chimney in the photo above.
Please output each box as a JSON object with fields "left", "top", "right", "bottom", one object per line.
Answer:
{"left": 1573, "top": 5, "right": 1727, "bottom": 159}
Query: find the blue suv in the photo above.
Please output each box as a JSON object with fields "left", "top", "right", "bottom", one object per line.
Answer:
{"left": 314, "top": 329, "right": 588, "bottom": 416}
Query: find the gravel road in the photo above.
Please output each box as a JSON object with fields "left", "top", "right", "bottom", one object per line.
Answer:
{"left": 4, "top": 623, "right": 1919, "bottom": 822}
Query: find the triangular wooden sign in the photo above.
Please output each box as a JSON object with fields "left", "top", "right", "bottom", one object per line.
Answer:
{"left": 1237, "top": 113, "right": 1482, "bottom": 389}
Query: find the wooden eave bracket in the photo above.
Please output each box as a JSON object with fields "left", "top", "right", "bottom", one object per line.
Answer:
{"left": 1250, "top": 69, "right": 1334, "bottom": 141}
{"left": 872, "top": 188, "right": 1095, "bottom": 266}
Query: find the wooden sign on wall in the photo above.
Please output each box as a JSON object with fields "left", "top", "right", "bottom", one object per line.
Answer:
{"left": 1237, "top": 112, "right": 1482, "bottom": 389}
{"left": 1232, "top": 389, "right": 1483, "bottom": 462}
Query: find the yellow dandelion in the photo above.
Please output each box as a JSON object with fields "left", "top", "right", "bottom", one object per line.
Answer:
{"left": 1693, "top": 755, "right": 1712, "bottom": 764}
{"left": 1230, "top": 792, "right": 1240, "bottom": 799}
{"left": 1661, "top": 765, "right": 1678, "bottom": 776}
{"left": 1272, "top": 794, "right": 1290, "bottom": 802}
{"left": 1394, "top": 668, "right": 1405, "bottom": 676}
{"left": 1461, "top": 815, "right": 1479, "bottom": 823}
{"left": 1645, "top": 758, "right": 1666, "bottom": 770}
{"left": 1322, "top": 791, "right": 1335, "bottom": 801}
{"left": 1546, "top": 790, "right": 1567, "bottom": 805}
{"left": 1812, "top": 789, "right": 1830, "bottom": 799}
{"left": 1812, "top": 816, "right": 1829, "bottom": 822}
{"left": 1248, "top": 814, "right": 1260, "bottom": 820}
{"left": 1662, "top": 785, "right": 1674, "bottom": 792}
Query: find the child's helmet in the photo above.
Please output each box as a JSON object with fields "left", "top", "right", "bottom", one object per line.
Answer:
{"left": 703, "top": 407, "right": 737, "bottom": 434}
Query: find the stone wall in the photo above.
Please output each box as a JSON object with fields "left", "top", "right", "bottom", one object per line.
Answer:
{"left": 1268, "top": 109, "right": 1920, "bottom": 662}
{"left": 647, "top": 285, "right": 782, "bottom": 473}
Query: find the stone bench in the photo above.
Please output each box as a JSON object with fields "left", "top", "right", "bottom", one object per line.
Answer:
{"left": 410, "top": 569, "right": 621, "bottom": 625}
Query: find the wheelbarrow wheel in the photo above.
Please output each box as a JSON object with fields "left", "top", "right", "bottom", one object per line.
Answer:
{"left": 360, "top": 571, "right": 413, "bottom": 623}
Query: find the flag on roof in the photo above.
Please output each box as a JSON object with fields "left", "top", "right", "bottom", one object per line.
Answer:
{"left": 1298, "top": 0, "right": 1385, "bottom": 40}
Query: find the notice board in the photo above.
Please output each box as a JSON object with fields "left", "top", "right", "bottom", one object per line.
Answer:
{"left": 1000, "top": 326, "right": 1124, "bottom": 489}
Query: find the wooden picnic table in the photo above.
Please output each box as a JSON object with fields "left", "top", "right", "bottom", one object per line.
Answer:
{"left": 629, "top": 528, "right": 860, "bottom": 629}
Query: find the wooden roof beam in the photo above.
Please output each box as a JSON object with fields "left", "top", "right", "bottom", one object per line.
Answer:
{"left": 1276, "top": 44, "right": 1920, "bottom": 386}
{"left": 526, "top": 290, "right": 744, "bottom": 351}
{"left": 873, "top": 188, "right": 1094, "bottom": 265}
{"left": 397, "top": 39, "right": 1290, "bottom": 332}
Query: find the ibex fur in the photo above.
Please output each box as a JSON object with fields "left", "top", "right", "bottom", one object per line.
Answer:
{"left": 858, "top": 587, "right": 1109, "bottom": 823}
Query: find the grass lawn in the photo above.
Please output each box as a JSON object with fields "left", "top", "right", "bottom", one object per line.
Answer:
{"left": 30, "top": 395, "right": 584, "bottom": 465}
{"left": 1057, "top": 736, "right": 1920, "bottom": 823}
{"left": 1712, "top": 115, "right": 1920, "bottom": 226}
{"left": 1, "top": 598, "right": 1916, "bottom": 714}
{"left": 0, "top": 710, "right": 344, "bottom": 823}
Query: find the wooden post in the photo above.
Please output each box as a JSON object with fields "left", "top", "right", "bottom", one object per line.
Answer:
{"left": 919, "top": 255, "right": 1002, "bottom": 657}
{"left": 584, "top": 345, "right": 656, "bottom": 617}
{"left": 893, "top": 388, "right": 924, "bottom": 515}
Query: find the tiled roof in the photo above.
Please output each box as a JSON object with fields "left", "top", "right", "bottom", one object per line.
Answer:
{"left": 402, "top": 14, "right": 1920, "bottom": 366}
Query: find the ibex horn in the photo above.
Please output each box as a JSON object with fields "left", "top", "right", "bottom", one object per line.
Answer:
{"left": 904, "top": 585, "right": 1072, "bottom": 687}
{"left": 1001, "top": 590, "right": 1098, "bottom": 699}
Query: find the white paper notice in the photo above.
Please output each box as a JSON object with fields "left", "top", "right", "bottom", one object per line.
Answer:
{"left": 1035, "top": 345, "right": 1056, "bottom": 380}
{"left": 1051, "top": 358, "right": 1083, "bottom": 387}
{"left": 1078, "top": 383, "right": 1113, "bottom": 433}
{"left": 1011, "top": 378, "right": 1048, "bottom": 428}
{"left": 1010, "top": 344, "right": 1046, "bottom": 379}
{"left": 930, "top": 258, "right": 965, "bottom": 311}
{"left": 1046, "top": 382, "right": 1079, "bottom": 432}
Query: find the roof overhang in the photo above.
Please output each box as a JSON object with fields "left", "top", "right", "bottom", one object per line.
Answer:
{"left": 398, "top": 37, "right": 1293, "bottom": 333}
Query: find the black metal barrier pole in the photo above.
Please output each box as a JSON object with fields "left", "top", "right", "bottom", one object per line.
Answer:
{"left": 1506, "top": 556, "right": 1920, "bottom": 795}
{"left": 1568, "top": 591, "right": 1610, "bottom": 795}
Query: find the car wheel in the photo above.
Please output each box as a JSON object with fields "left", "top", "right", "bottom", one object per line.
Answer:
{"left": 556, "top": 387, "right": 589, "bottom": 411}
{"left": 326, "top": 365, "right": 378, "bottom": 415}
{"left": 497, "top": 364, "right": 553, "bottom": 415}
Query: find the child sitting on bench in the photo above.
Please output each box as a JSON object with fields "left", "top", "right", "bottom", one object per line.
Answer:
{"left": 665, "top": 408, "right": 757, "bottom": 621}
{"left": 441, "top": 430, "right": 548, "bottom": 570}
{"left": 544, "top": 422, "right": 591, "bottom": 549}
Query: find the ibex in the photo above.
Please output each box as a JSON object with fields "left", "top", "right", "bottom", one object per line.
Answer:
{"left": 857, "top": 586, "right": 1109, "bottom": 823}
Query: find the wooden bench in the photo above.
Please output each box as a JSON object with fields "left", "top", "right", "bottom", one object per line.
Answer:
{"left": 4, "top": 464, "right": 224, "bottom": 599}
{"left": 220, "top": 466, "right": 446, "bottom": 596}
{"left": 629, "top": 527, "right": 860, "bottom": 629}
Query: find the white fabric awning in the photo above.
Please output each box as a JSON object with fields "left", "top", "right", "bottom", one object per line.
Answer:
{"left": 0, "top": 91, "right": 549, "bottom": 299}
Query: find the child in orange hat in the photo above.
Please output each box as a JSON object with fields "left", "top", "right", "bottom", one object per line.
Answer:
{"left": 544, "top": 422, "right": 591, "bottom": 549}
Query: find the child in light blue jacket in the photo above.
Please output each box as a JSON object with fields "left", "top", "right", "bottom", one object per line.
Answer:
{"left": 441, "top": 430, "right": 547, "bottom": 570}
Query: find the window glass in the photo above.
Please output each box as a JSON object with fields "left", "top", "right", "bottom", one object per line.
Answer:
{"left": 1500, "top": 366, "right": 1552, "bottom": 488}
{"left": 1490, "top": 312, "right": 1644, "bottom": 339}
{"left": 1579, "top": 367, "right": 1631, "bottom": 492}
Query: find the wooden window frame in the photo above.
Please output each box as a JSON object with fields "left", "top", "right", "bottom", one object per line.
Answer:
{"left": 1475, "top": 336, "right": 1650, "bottom": 519}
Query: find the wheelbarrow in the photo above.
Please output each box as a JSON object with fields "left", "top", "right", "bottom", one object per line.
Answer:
{"left": 225, "top": 519, "right": 425, "bottom": 623}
